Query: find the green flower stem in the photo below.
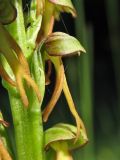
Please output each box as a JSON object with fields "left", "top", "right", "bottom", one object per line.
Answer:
{"left": 7, "top": 90, "right": 32, "bottom": 160}
{"left": 5, "top": 49, "right": 45, "bottom": 160}
{"left": 4, "top": 1, "right": 30, "bottom": 159}
{"left": 29, "top": 49, "right": 45, "bottom": 160}
{"left": 56, "top": 150, "right": 73, "bottom": 160}
{"left": 28, "top": 97, "right": 44, "bottom": 160}
{"left": 3, "top": 0, "right": 33, "bottom": 159}
{"left": 2, "top": 0, "right": 45, "bottom": 160}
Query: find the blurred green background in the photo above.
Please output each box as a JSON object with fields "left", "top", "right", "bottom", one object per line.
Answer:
{"left": 0, "top": 0, "right": 120, "bottom": 160}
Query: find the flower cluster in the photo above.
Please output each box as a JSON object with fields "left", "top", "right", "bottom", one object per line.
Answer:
{"left": 0, "top": 1, "right": 88, "bottom": 160}
{"left": 0, "top": 1, "right": 41, "bottom": 107}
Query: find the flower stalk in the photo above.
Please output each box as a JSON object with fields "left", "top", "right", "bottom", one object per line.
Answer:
{"left": 1, "top": 0, "right": 45, "bottom": 159}
{"left": 51, "top": 141, "right": 73, "bottom": 160}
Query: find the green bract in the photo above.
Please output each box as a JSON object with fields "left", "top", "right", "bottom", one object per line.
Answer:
{"left": 44, "top": 32, "right": 86, "bottom": 57}
{"left": 45, "top": 123, "right": 88, "bottom": 150}
{"left": 27, "top": 16, "right": 42, "bottom": 57}
{"left": 45, "top": 123, "right": 88, "bottom": 160}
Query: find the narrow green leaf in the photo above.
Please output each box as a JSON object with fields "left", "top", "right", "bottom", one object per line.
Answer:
{"left": 45, "top": 32, "right": 86, "bottom": 57}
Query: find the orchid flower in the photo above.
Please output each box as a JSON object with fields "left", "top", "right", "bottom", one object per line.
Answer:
{"left": 35, "top": 0, "right": 87, "bottom": 141}
{"left": 42, "top": 32, "right": 87, "bottom": 141}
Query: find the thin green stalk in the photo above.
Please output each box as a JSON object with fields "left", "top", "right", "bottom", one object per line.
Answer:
{"left": 6, "top": 50, "right": 45, "bottom": 160}
{"left": 3, "top": 0, "right": 45, "bottom": 159}
{"left": 74, "top": 0, "right": 94, "bottom": 160}
{"left": 7, "top": 90, "right": 32, "bottom": 160}
{"left": 4, "top": 0, "right": 33, "bottom": 159}
{"left": 29, "top": 49, "right": 45, "bottom": 160}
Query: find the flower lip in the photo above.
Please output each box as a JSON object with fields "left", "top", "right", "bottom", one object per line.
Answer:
{"left": 44, "top": 123, "right": 88, "bottom": 151}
